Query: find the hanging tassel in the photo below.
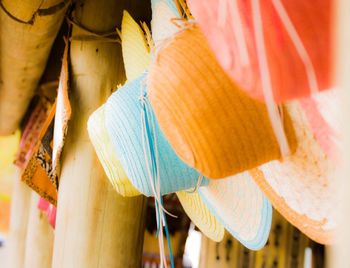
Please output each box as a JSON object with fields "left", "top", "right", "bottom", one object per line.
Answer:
{"left": 139, "top": 79, "right": 175, "bottom": 268}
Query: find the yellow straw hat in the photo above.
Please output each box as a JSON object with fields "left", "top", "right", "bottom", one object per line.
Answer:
{"left": 87, "top": 10, "right": 150, "bottom": 197}
{"left": 120, "top": 10, "right": 151, "bottom": 81}
{"left": 251, "top": 101, "right": 337, "bottom": 244}
{"left": 147, "top": 25, "right": 297, "bottom": 179}
{"left": 87, "top": 105, "right": 140, "bottom": 196}
{"left": 176, "top": 191, "right": 225, "bottom": 242}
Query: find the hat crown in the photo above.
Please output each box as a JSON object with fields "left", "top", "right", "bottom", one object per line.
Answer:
{"left": 105, "top": 75, "right": 208, "bottom": 196}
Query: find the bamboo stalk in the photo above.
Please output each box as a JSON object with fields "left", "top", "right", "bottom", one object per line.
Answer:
{"left": 0, "top": 0, "right": 69, "bottom": 135}
{"left": 24, "top": 192, "right": 54, "bottom": 268}
{"left": 329, "top": 0, "right": 350, "bottom": 267}
{"left": 6, "top": 169, "right": 31, "bottom": 268}
{"left": 52, "top": 0, "right": 148, "bottom": 267}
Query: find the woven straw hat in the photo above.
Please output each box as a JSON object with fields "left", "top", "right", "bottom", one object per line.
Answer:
{"left": 300, "top": 89, "right": 341, "bottom": 161}
{"left": 87, "top": 105, "right": 140, "bottom": 197}
{"left": 102, "top": 76, "right": 270, "bottom": 246}
{"left": 89, "top": 8, "right": 271, "bottom": 247}
{"left": 187, "top": 0, "right": 332, "bottom": 103}
{"left": 198, "top": 172, "right": 272, "bottom": 250}
{"left": 88, "top": 10, "right": 149, "bottom": 197}
{"left": 121, "top": 10, "right": 151, "bottom": 81}
{"left": 147, "top": 25, "right": 297, "bottom": 179}
{"left": 151, "top": 0, "right": 180, "bottom": 47}
{"left": 87, "top": 10, "right": 225, "bottom": 242}
{"left": 176, "top": 191, "right": 225, "bottom": 242}
{"left": 88, "top": 104, "right": 225, "bottom": 239}
{"left": 251, "top": 101, "right": 337, "bottom": 244}
{"left": 105, "top": 74, "right": 209, "bottom": 196}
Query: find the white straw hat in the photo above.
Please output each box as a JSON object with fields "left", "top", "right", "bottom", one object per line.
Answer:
{"left": 198, "top": 172, "right": 272, "bottom": 250}
{"left": 251, "top": 101, "right": 337, "bottom": 244}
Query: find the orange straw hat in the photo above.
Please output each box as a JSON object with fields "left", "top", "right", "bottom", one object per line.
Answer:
{"left": 147, "top": 25, "right": 296, "bottom": 179}
{"left": 250, "top": 101, "right": 337, "bottom": 244}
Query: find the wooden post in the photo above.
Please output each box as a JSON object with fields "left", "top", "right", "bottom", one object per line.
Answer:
{"left": 52, "top": 0, "right": 148, "bottom": 267}
{"left": 0, "top": 0, "right": 68, "bottom": 135}
{"left": 5, "top": 169, "right": 31, "bottom": 268}
{"left": 24, "top": 192, "right": 54, "bottom": 268}
{"left": 329, "top": 0, "right": 350, "bottom": 267}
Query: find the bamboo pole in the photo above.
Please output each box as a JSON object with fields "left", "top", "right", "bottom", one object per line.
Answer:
{"left": 5, "top": 169, "right": 31, "bottom": 268}
{"left": 52, "top": 0, "right": 148, "bottom": 267}
{"left": 0, "top": 0, "right": 69, "bottom": 135}
{"left": 23, "top": 192, "right": 54, "bottom": 268}
{"left": 329, "top": 0, "right": 350, "bottom": 267}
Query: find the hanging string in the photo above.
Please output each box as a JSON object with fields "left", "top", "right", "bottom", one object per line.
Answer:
{"left": 139, "top": 91, "right": 176, "bottom": 218}
{"left": 185, "top": 174, "right": 204, "bottom": 193}
{"left": 0, "top": 0, "right": 70, "bottom": 25}
{"left": 139, "top": 79, "right": 175, "bottom": 268}
{"left": 66, "top": 16, "right": 120, "bottom": 43}
{"left": 251, "top": 0, "right": 291, "bottom": 157}
{"left": 271, "top": 0, "right": 319, "bottom": 95}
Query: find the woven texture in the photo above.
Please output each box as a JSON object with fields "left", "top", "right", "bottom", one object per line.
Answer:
{"left": 199, "top": 172, "right": 272, "bottom": 250}
{"left": 88, "top": 106, "right": 222, "bottom": 242}
{"left": 147, "top": 25, "right": 297, "bottom": 178}
{"left": 87, "top": 106, "right": 140, "bottom": 197}
{"left": 187, "top": 0, "right": 332, "bottom": 102}
{"left": 121, "top": 10, "right": 150, "bottom": 81}
{"left": 300, "top": 89, "right": 340, "bottom": 161}
{"left": 251, "top": 102, "right": 337, "bottom": 244}
{"left": 88, "top": 10, "right": 149, "bottom": 196}
{"left": 177, "top": 191, "right": 225, "bottom": 242}
{"left": 105, "top": 74, "right": 209, "bottom": 196}
{"left": 151, "top": 0, "right": 180, "bottom": 47}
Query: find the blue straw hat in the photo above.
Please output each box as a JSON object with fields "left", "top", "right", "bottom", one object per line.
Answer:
{"left": 105, "top": 74, "right": 208, "bottom": 196}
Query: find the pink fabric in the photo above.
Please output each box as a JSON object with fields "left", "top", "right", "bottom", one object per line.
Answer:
{"left": 38, "top": 198, "right": 56, "bottom": 228}
{"left": 187, "top": 0, "right": 333, "bottom": 103}
{"left": 300, "top": 96, "right": 338, "bottom": 162}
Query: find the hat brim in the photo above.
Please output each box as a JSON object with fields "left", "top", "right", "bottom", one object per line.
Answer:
{"left": 251, "top": 101, "right": 336, "bottom": 244}
{"left": 121, "top": 10, "right": 151, "bottom": 81}
{"left": 176, "top": 191, "right": 225, "bottom": 242}
{"left": 198, "top": 172, "right": 272, "bottom": 250}
{"left": 300, "top": 88, "right": 341, "bottom": 162}
{"left": 88, "top": 106, "right": 224, "bottom": 242}
{"left": 87, "top": 105, "right": 140, "bottom": 197}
